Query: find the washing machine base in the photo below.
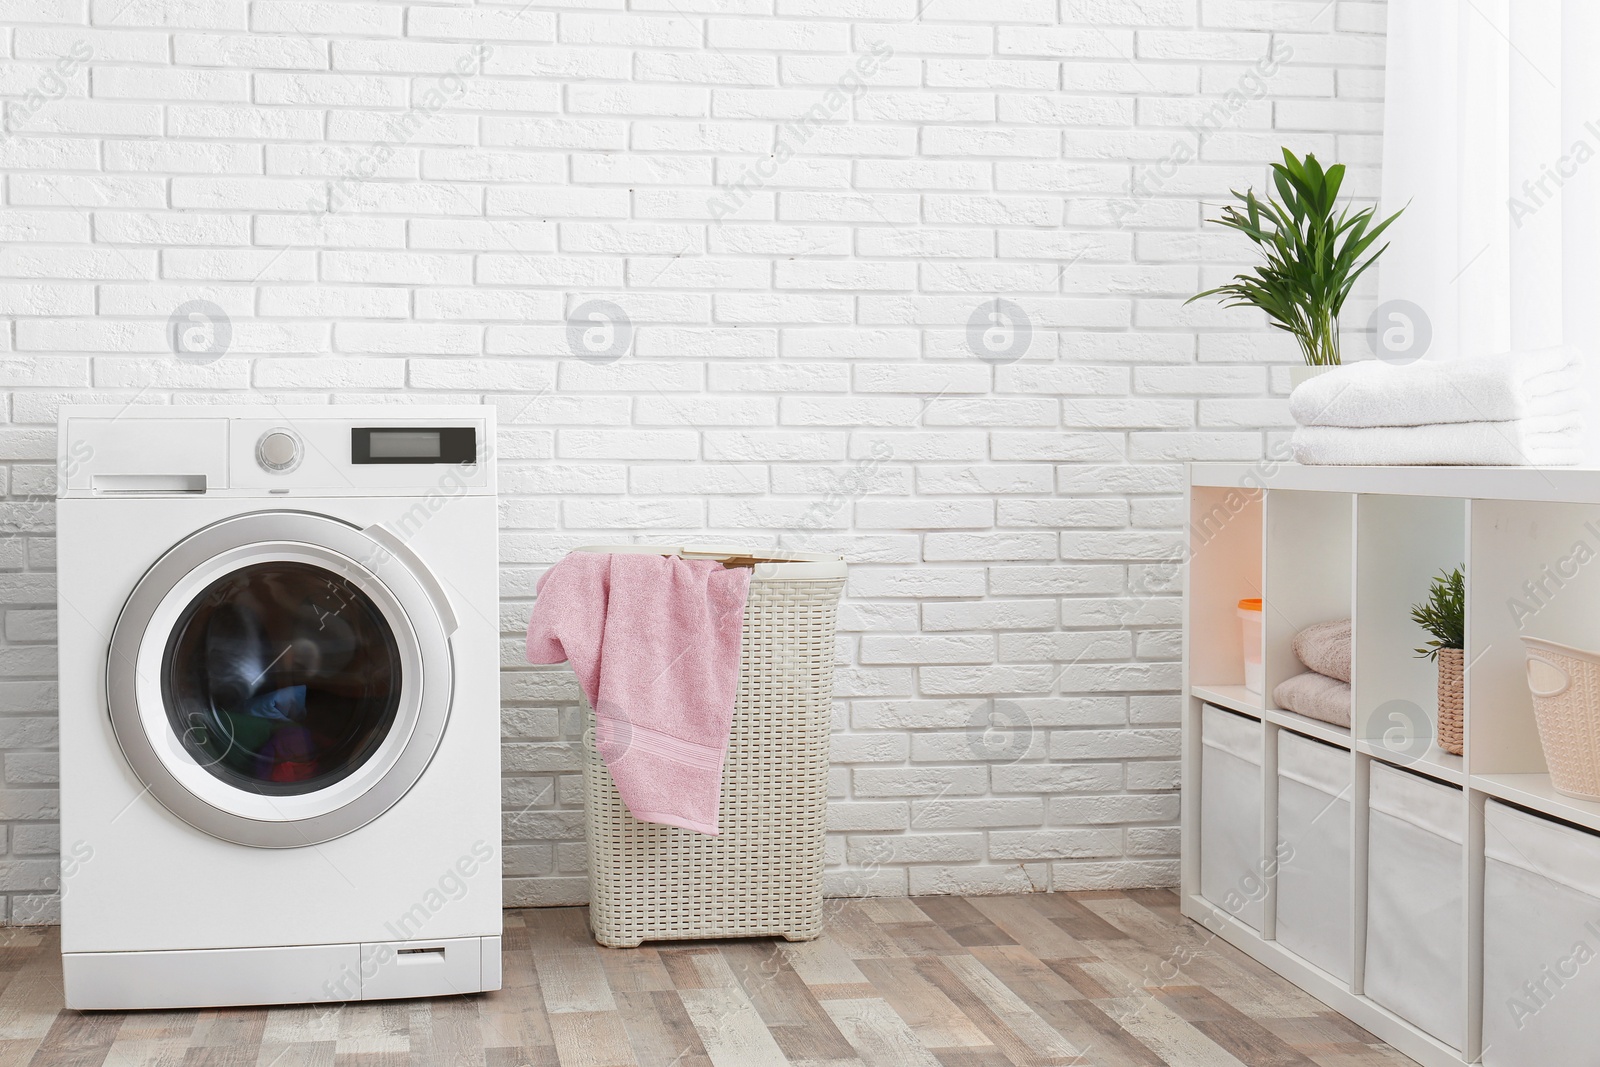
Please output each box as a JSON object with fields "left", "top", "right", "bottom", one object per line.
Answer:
{"left": 64, "top": 934, "right": 502, "bottom": 1010}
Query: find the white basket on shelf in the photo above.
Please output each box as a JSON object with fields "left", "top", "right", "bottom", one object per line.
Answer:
{"left": 578, "top": 545, "right": 846, "bottom": 948}
{"left": 1522, "top": 636, "right": 1600, "bottom": 799}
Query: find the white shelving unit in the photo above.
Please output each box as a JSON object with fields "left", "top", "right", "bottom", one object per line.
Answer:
{"left": 1182, "top": 462, "right": 1600, "bottom": 1067}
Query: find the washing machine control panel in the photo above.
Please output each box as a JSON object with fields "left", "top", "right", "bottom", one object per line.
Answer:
{"left": 58, "top": 407, "right": 495, "bottom": 495}
{"left": 231, "top": 415, "right": 491, "bottom": 492}
{"left": 230, "top": 417, "right": 489, "bottom": 492}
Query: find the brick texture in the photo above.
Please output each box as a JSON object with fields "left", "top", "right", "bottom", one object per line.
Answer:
{"left": 0, "top": 0, "right": 1385, "bottom": 919}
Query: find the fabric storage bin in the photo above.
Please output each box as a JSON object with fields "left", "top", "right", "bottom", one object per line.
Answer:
{"left": 1482, "top": 800, "right": 1600, "bottom": 1066}
{"left": 1201, "top": 704, "right": 1265, "bottom": 930}
{"left": 1275, "top": 730, "right": 1351, "bottom": 983}
{"left": 582, "top": 546, "right": 845, "bottom": 948}
{"left": 1364, "top": 761, "right": 1466, "bottom": 1050}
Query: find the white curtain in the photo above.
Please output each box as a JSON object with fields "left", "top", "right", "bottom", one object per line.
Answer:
{"left": 1381, "top": 0, "right": 1600, "bottom": 458}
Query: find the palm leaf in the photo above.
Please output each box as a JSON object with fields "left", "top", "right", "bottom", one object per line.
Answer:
{"left": 1189, "top": 149, "right": 1405, "bottom": 366}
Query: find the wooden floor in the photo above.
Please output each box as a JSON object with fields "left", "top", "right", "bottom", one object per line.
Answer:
{"left": 0, "top": 891, "right": 1417, "bottom": 1066}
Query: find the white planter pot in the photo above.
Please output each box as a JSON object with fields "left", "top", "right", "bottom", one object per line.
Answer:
{"left": 1289, "top": 365, "right": 1338, "bottom": 388}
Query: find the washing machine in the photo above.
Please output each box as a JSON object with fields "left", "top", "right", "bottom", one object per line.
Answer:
{"left": 56, "top": 405, "right": 502, "bottom": 1010}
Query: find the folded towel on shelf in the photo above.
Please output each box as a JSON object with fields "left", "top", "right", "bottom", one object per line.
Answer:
{"left": 1293, "top": 618, "right": 1352, "bottom": 683}
{"left": 1290, "top": 346, "right": 1582, "bottom": 428}
{"left": 1290, "top": 414, "right": 1583, "bottom": 467}
{"left": 525, "top": 551, "right": 751, "bottom": 836}
{"left": 1273, "top": 671, "right": 1352, "bottom": 728}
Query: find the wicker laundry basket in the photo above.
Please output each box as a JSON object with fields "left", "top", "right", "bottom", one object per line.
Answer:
{"left": 581, "top": 545, "right": 846, "bottom": 948}
{"left": 1523, "top": 636, "right": 1600, "bottom": 799}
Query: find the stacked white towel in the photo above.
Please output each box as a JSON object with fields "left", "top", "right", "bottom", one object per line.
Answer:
{"left": 1289, "top": 346, "right": 1585, "bottom": 466}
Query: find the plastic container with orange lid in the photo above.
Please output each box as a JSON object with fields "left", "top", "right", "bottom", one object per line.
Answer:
{"left": 1238, "top": 598, "right": 1264, "bottom": 695}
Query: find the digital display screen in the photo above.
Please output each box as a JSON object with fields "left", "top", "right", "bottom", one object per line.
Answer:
{"left": 369, "top": 431, "right": 440, "bottom": 459}
{"left": 352, "top": 427, "right": 476, "bottom": 465}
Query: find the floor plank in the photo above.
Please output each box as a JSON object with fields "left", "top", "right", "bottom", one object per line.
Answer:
{"left": 821, "top": 997, "right": 943, "bottom": 1067}
{"left": 677, "top": 985, "right": 790, "bottom": 1067}
{"left": 853, "top": 957, "right": 992, "bottom": 1052}
{"left": 720, "top": 942, "right": 857, "bottom": 1062}
{"left": 909, "top": 899, "right": 1018, "bottom": 949}
{"left": 918, "top": 955, "right": 1080, "bottom": 1067}
{"left": 967, "top": 897, "right": 1092, "bottom": 961}
{"left": 545, "top": 1011, "right": 637, "bottom": 1067}
{"left": 6, "top": 892, "right": 1415, "bottom": 1067}
{"left": 612, "top": 990, "right": 710, "bottom": 1067}
{"left": 967, "top": 946, "right": 1165, "bottom": 1067}
{"left": 1158, "top": 985, "right": 1323, "bottom": 1066}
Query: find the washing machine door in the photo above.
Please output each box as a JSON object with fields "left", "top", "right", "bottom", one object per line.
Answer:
{"left": 106, "top": 511, "right": 456, "bottom": 848}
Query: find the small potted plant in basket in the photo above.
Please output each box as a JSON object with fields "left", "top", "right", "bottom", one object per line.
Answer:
{"left": 1412, "top": 567, "right": 1465, "bottom": 756}
{"left": 1187, "top": 148, "right": 1404, "bottom": 383}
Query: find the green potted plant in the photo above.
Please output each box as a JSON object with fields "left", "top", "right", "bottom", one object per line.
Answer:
{"left": 1188, "top": 148, "right": 1404, "bottom": 383}
{"left": 1412, "top": 566, "right": 1465, "bottom": 756}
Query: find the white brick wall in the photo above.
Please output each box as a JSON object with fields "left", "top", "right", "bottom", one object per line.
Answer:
{"left": 0, "top": 0, "right": 1385, "bottom": 918}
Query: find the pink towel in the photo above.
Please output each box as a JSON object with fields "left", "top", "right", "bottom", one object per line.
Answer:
{"left": 525, "top": 551, "right": 751, "bottom": 835}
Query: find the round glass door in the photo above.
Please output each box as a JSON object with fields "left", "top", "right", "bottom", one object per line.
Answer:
{"left": 162, "top": 561, "right": 403, "bottom": 796}
{"left": 107, "top": 511, "right": 456, "bottom": 848}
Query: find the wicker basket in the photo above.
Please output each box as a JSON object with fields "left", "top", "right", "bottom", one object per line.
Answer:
{"left": 1522, "top": 637, "right": 1600, "bottom": 799}
{"left": 1436, "top": 649, "right": 1464, "bottom": 756}
{"left": 580, "top": 546, "right": 846, "bottom": 948}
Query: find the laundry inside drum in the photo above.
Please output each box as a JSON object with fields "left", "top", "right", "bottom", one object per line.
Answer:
{"left": 160, "top": 560, "right": 403, "bottom": 796}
